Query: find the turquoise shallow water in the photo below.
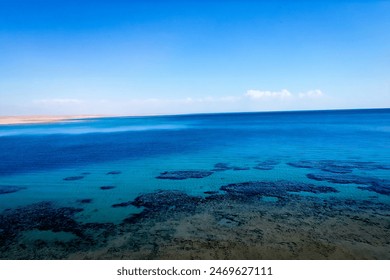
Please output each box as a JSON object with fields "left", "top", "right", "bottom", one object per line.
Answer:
{"left": 0, "top": 109, "right": 389, "bottom": 259}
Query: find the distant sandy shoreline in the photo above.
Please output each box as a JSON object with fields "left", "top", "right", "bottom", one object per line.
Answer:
{"left": 0, "top": 115, "right": 107, "bottom": 125}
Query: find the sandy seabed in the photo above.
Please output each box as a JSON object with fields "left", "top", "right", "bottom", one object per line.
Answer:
{"left": 77, "top": 196, "right": 390, "bottom": 260}
{"left": 2, "top": 191, "right": 389, "bottom": 260}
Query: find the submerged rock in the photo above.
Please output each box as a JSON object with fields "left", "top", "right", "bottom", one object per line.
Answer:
{"left": 63, "top": 176, "right": 84, "bottom": 181}
{"left": 348, "top": 161, "right": 390, "bottom": 171}
{"left": 320, "top": 166, "right": 353, "bottom": 174}
{"left": 233, "top": 167, "right": 250, "bottom": 171}
{"left": 358, "top": 185, "right": 390, "bottom": 196}
{"left": 307, "top": 173, "right": 378, "bottom": 185}
{"left": 306, "top": 173, "right": 390, "bottom": 196}
{"left": 77, "top": 199, "right": 93, "bottom": 204}
{"left": 204, "top": 191, "right": 219, "bottom": 195}
{"left": 106, "top": 171, "right": 122, "bottom": 175}
{"left": 288, "top": 160, "right": 353, "bottom": 174}
{"left": 0, "top": 185, "right": 26, "bottom": 195}
{"left": 131, "top": 190, "right": 202, "bottom": 211}
{"left": 287, "top": 160, "right": 319, "bottom": 169}
{"left": 100, "top": 186, "right": 116, "bottom": 190}
{"left": 253, "top": 160, "right": 280, "bottom": 170}
{"left": 220, "top": 180, "right": 338, "bottom": 198}
{"left": 212, "top": 163, "right": 232, "bottom": 171}
{"left": 0, "top": 202, "right": 84, "bottom": 246}
{"left": 112, "top": 201, "right": 132, "bottom": 208}
{"left": 212, "top": 163, "right": 250, "bottom": 172}
{"left": 156, "top": 170, "right": 213, "bottom": 180}
{"left": 288, "top": 160, "right": 390, "bottom": 174}
{"left": 0, "top": 202, "right": 118, "bottom": 257}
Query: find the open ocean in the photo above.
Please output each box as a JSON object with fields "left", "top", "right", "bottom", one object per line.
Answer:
{"left": 1, "top": 109, "right": 389, "bottom": 259}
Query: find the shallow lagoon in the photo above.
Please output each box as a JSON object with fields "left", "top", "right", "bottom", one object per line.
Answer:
{"left": 0, "top": 109, "right": 389, "bottom": 259}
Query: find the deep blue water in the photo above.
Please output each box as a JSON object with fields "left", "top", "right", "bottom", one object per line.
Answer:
{"left": 0, "top": 108, "right": 389, "bottom": 225}
{"left": 1, "top": 109, "right": 389, "bottom": 176}
{"left": 1, "top": 109, "right": 390, "bottom": 259}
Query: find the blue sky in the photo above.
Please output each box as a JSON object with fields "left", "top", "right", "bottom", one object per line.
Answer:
{"left": 0, "top": 0, "right": 389, "bottom": 116}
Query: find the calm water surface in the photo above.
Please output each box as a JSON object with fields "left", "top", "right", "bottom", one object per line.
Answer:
{"left": 1, "top": 109, "right": 389, "bottom": 223}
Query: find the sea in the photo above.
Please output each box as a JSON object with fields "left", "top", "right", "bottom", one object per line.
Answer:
{"left": 0, "top": 109, "right": 389, "bottom": 259}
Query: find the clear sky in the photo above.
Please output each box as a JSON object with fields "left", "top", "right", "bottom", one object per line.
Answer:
{"left": 0, "top": 0, "right": 389, "bottom": 116}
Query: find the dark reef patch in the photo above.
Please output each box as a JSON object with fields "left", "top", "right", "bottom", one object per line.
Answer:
{"left": 63, "top": 176, "right": 84, "bottom": 181}
{"left": 156, "top": 170, "right": 213, "bottom": 180}
{"left": 204, "top": 191, "right": 219, "bottom": 195}
{"left": 220, "top": 180, "right": 338, "bottom": 198}
{"left": 212, "top": 163, "right": 250, "bottom": 172}
{"left": 307, "top": 173, "right": 373, "bottom": 184}
{"left": 77, "top": 199, "right": 93, "bottom": 204}
{"left": 0, "top": 202, "right": 117, "bottom": 258}
{"left": 112, "top": 201, "right": 132, "bottom": 208}
{"left": 131, "top": 190, "right": 202, "bottom": 212}
{"left": 233, "top": 167, "right": 250, "bottom": 171}
{"left": 111, "top": 187, "right": 390, "bottom": 260}
{"left": 0, "top": 202, "right": 84, "bottom": 247}
{"left": 100, "top": 186, "right": 116, "bottom": 190}
{"left": 212, "top": 163, "right": 232, "bottom": 171}
{"left": 358, "top": 185, "right": 390, "bottom": 196}
{"left": 0, "top": 185, "right": 26, "bottom": 195}
{"left": 288, "top": 160, "right": 353, "bottom": 174}
{"left": 306, "top": 173, "right": 390, "bottom": 196}
{"left": 288, "top": 160, "right": 390, "bottom": 174}
{"left": 106, "top": 171, "right": 122, "bottom": 175}
{"left": 253, "top": 160, "right": 280, "bottom": 170}
{"left": 320, "top": 166, "right": 353, "bottom": 174}
{"left": 1, "top": 181, "right": 390, "bottom": 259}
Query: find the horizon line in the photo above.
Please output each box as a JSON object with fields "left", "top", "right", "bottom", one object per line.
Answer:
{"left": 0, "top": 107, "right": 389, "bottom": 125}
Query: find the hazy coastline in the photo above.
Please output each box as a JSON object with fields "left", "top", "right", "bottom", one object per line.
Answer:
{"left": 0, "top": 115, "right": 107, "bottom": 125}
{"left": 1, "top": 108, "right": 388, "bottom": 126}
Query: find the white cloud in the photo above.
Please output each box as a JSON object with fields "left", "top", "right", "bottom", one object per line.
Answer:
{"left": 26, "top": 89, "right": 326, "bottom": 116}
{"left": 34, "top": 98, "right": 83, "bottom": 105}
{"left": 298, "top": 89, "right": 323, "bottom": 99}
{"left": 125, "top": 96, "right": 242, "bottom": 106}
{"left": 245, "top": 89, "right": 324, "bottom": 101}
{"left": 245, "top": 89, "right": 292, "bottom": 100}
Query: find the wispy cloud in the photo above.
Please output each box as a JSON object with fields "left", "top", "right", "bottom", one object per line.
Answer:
{"left": 245, "top": 89, "right": 292, "bottom": 100}
{"left": 126, "top": 96, "right": 242, "bottom": 106}
{"left": 298, "top": 89, "right": 323, "bottom": 99}
{"left": 34, "top": 98, "right": 84, "bottom": 105}
{"left": 245, "top": 89, "right": 324, "bottom": 100}
{"left": 26, "top": 89, "right": 326, "bottom": 116}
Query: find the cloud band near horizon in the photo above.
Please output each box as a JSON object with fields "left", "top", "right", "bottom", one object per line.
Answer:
{"left": 17, "top": 89, "right": 327, "bottom": 116}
